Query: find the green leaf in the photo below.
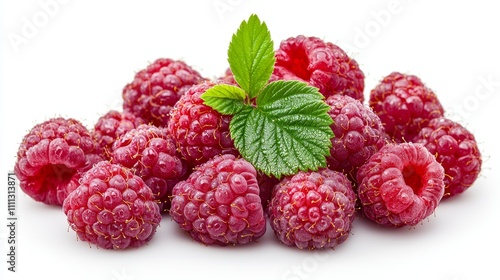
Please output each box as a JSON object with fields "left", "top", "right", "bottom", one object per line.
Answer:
{"left": 228, "top": 14, "right": 275, "bottom": 99}
{"left": 203, "top": 15, "right": 334, "bottom": 178}
{"left": 201, "top": 84, "right": 246, "bottom": 115}
{"left": 230, "top": 80, "right": 334, "bottom": 178}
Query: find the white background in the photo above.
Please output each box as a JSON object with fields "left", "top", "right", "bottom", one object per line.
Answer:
{"left": 1, "top": 1, "right": 499, "bottom": 280}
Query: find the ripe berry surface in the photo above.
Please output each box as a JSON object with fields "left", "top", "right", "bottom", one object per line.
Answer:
{"left": 218, "top": 35, "right": 365, "bottom": 102}
{"left": 416, "top": 117, "right": 482, "bottom": 199}
{"left": 122, "top": 58, "right": 205, "bottom": 126}
{"left": 325, "top": 94, "right": 388, "bottom": 184}
{"left": 111, "top": 124, "right": 187, "bottom": 212}
{"left": 14, "top": 117, "right": 102, "bottom": 205}
{"left": 357, "top": 142, "right": 445, "bottom": 228}
{"left": 167, "top": 81, "right": 239, "bottom": 166}
{"left": 369, "top": 72, "right": 444, "bottom": 143}
{"left": 92, "top": 110, "right": 145, "bottom": 160}
{"left": 275, "top": 35, "right": 365, "bottom": 102}
{"left": 63, "top": 161, "right": 161, "bottom": 249}
{"left": 268, "top": 168, "right": 356, "bottom": 249}
{"left": 170, "top": 154, "right": 266, "bottom": 246}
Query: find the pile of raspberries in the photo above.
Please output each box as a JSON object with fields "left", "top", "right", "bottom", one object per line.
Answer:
{"left": 14, "top": 36, "right": 482, "bottom": 250}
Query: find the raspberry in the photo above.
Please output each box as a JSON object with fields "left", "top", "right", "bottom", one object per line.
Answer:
{"left": 416, "top": 117, "right": 482, "bottom": 199}
{"left": 275, "top": 35, "right": 365, "bottom": 102}
{"left": 256, "top": 171, "right": 280, "bottom": 212}
{"left": 268, "top": 168, "right": 356, "bottom": 250}
{"left": 122, "top": 58, "right": 205, "bottom": 126}
{"left": 325, "top": 94, "right": 388, "bottom": 184}
{"left": 92, "top": 110, "right": 145, "bottom": 160}
{"left": 14, "top": 117, "right": 102, "bottom": 206}
{"left": 111, "top": 124, "right": 187, "bottom": 212}
{"left": 169, "top": 154, "right": 266, "bottom": 246}
{"left": 167, "top": 81, "right": 239, "bottom": 166}
{"left": 63, "top": 161, "right": 161, "bottom": 250}
{"left": 216, "top": 68, "right": 237, "bottom": 86}
{"left": 369, "top": 72, "right": 445, "bottom": 143}
{"left": 357, "top": 142, "right": 445, "bottom": 228}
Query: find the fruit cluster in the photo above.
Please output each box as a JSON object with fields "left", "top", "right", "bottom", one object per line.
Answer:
{"left": 13, "top": 15, "right": 482, "bottom": 250}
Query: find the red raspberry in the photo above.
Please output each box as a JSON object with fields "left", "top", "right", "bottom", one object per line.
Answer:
{"left": 111, "top": 124, "right": 187, "bottom": 212}
{"left": 122, "top": 58, "right": 205, "bottom": 127}
{"left": 369, "top": 72, "right": 445, "bottom": 143}
{"left": 256, "top": 171, "right": 280, "bottom": 212}
{"left": 416, "top": 117, "right": 482, "bottom": 199}
{"left": 169, "top": 154, "right": 266, "bottom": 246}
{"left": 325, "top": 94, "right": 388, "bottom": 184}
{"left": 63, "top": 161, "right": 161, "bottom": 250}
{"left": 14, "top": 118, "right": 102, "bottom": 206}
{"left": 275, "top": 35, "right": 365, "bottom": 102}
{"left": 216, "top": 68, "right": 238, "bottom": 86}
{"left": 167, "top": 81, "right": 239, "bottom": 166}
{"left": 268, "top": 168, "right": 356, "bottom": 250}
{"left": 91, "top": 110, "right": 145, "bottom": 160}
{"left": 357, "top": 142, "right": 445, "bottom": 228}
